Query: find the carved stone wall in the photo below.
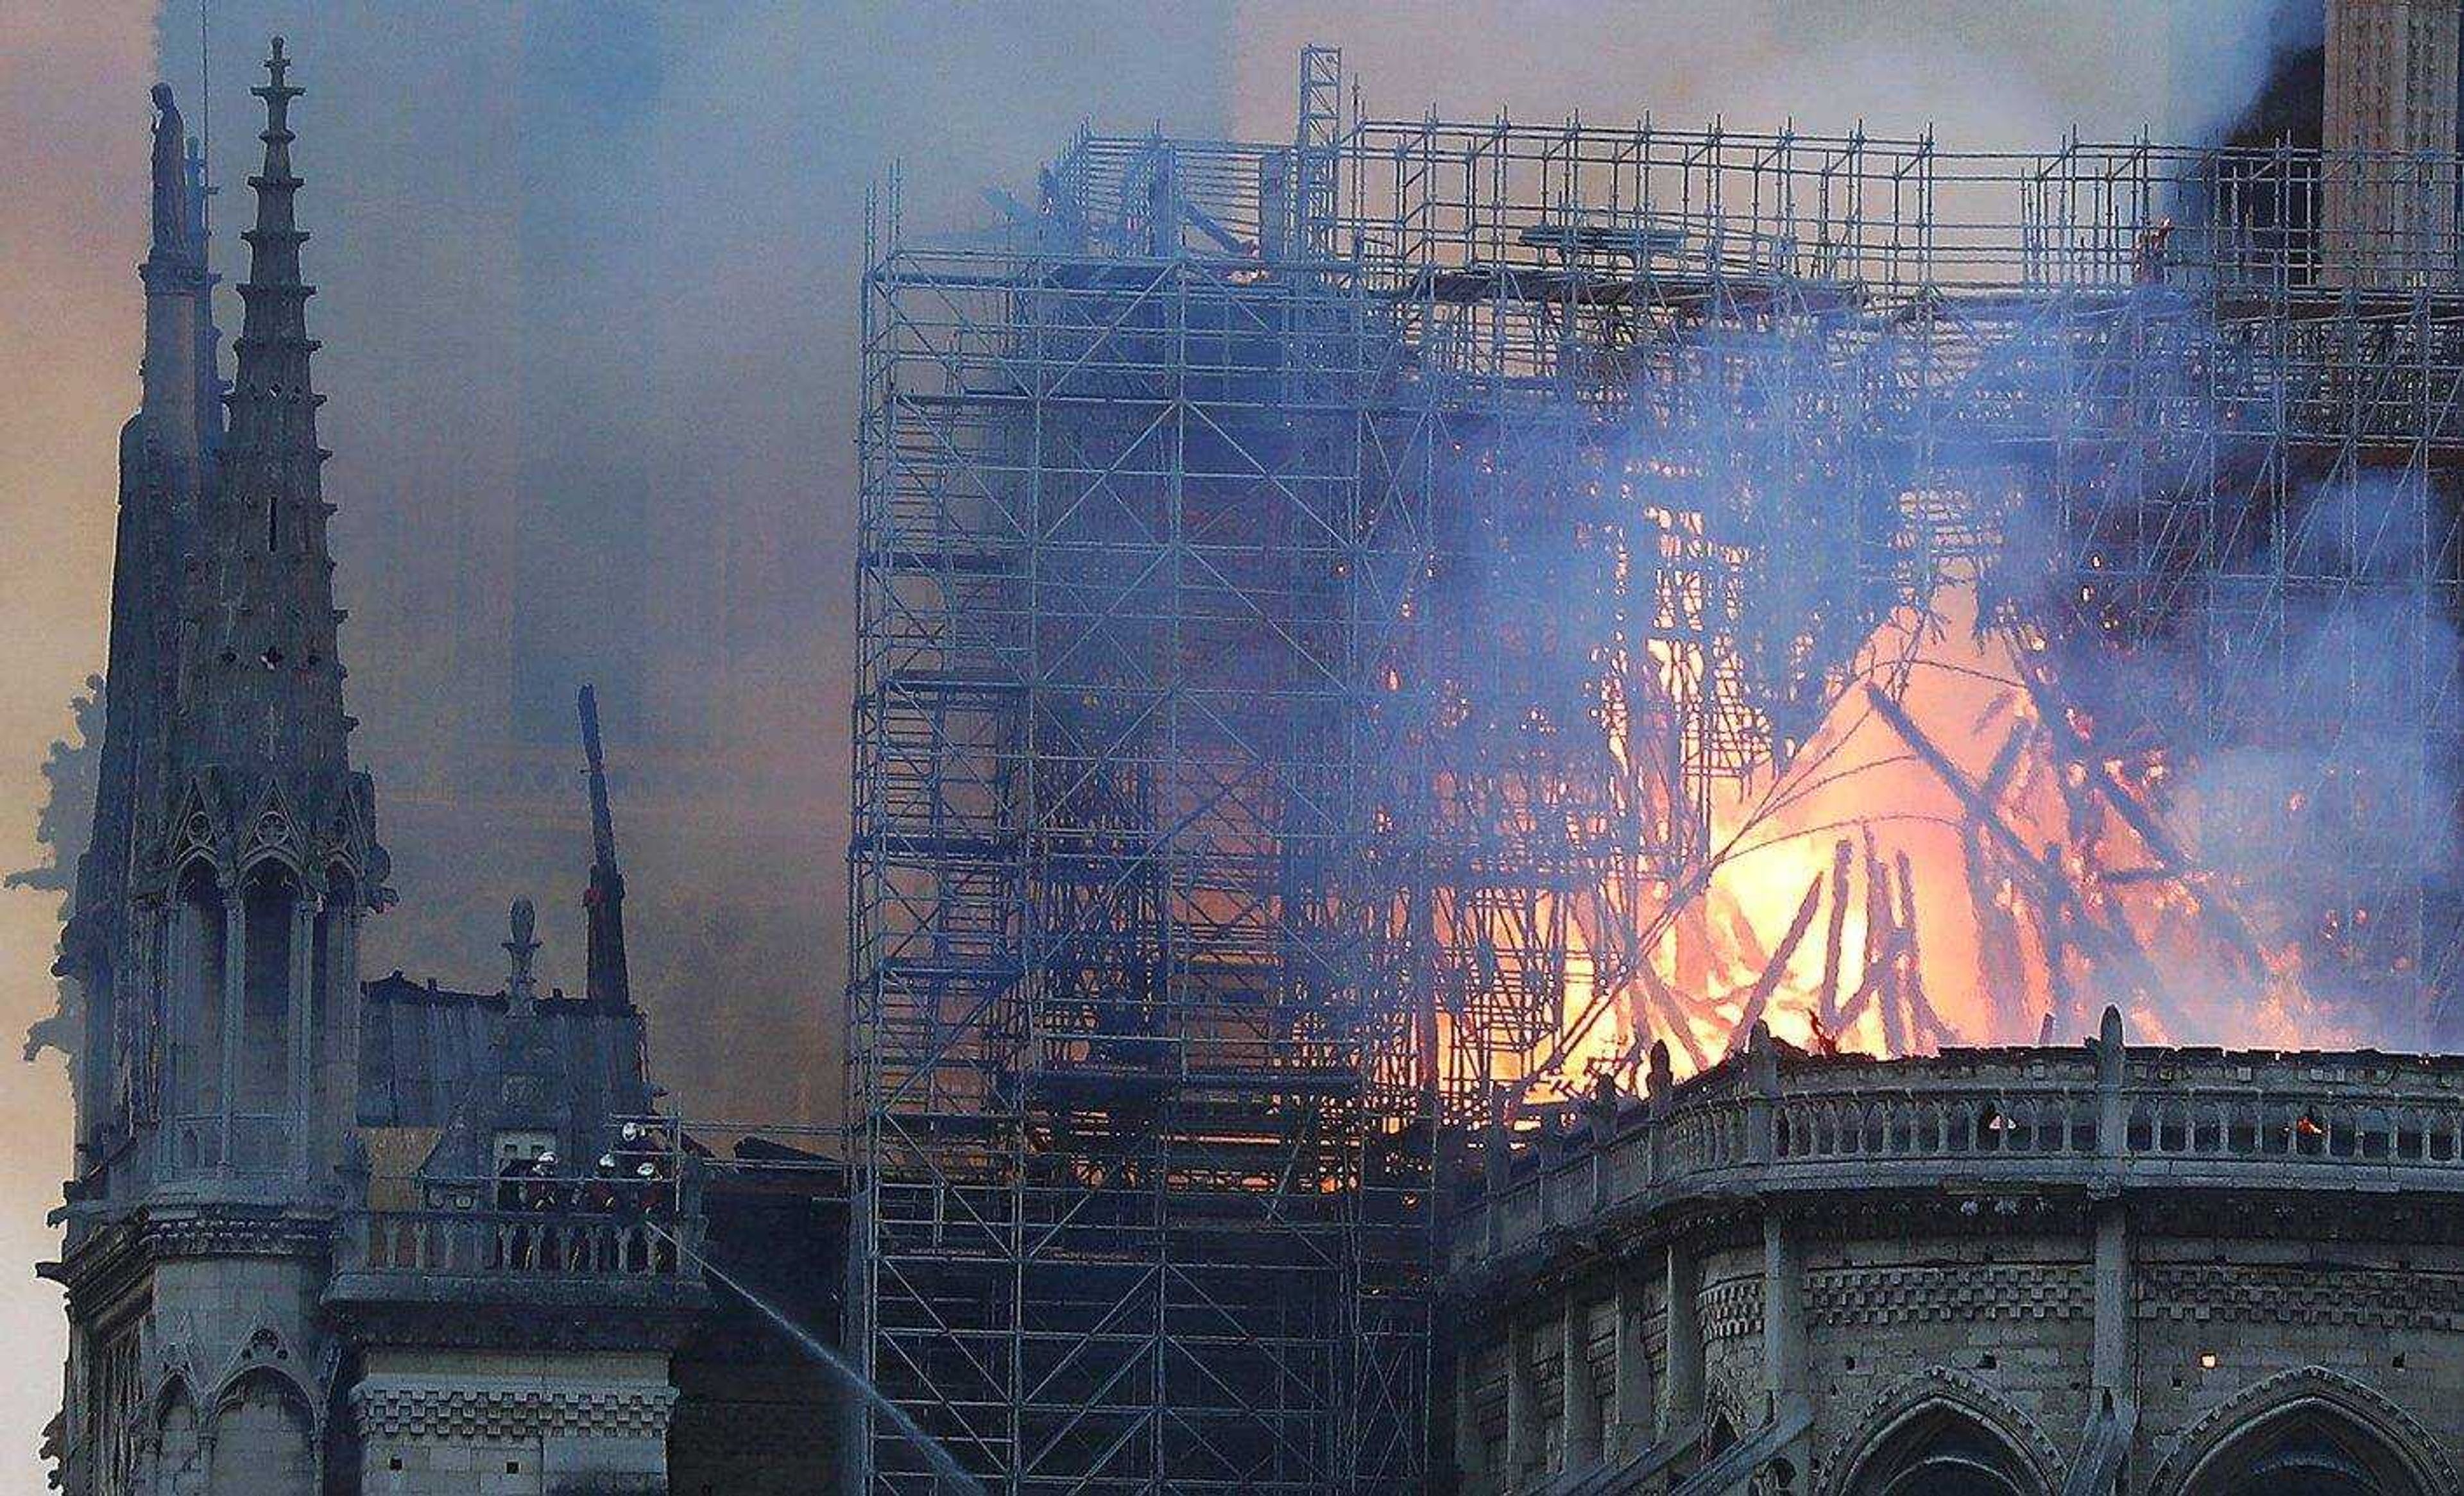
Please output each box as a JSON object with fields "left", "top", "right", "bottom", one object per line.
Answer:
{"left": 1446, "top": 1036, "right": 2464, "bottom": 1494}
{"left": 1453, "top": 1225, "right": 2464, "bottom": 1495}
{"left": 350, "top": 1348, "right": 675, "bottom": 1495}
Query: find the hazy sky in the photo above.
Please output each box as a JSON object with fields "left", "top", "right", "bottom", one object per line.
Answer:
{"left": 0, "top": 1, "right": 2292, "bottom": 1483}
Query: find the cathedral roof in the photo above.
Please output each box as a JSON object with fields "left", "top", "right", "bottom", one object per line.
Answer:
{"left": 359, "top": 970, "right": 647, "bottom": 1139}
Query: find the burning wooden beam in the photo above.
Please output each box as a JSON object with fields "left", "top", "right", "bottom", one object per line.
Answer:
{"left": 1816, "top": 838, "right": 1852, "bottom": 1033}
{"left": 1637, "top": 955, "right": 1709, "bottom": 1071}
{"left": 1727, "top": 871, "right": 1826, "bottom": 1053}
{"left": 1863, "top": 684, "right": 2173, "bottom": 1009}
{"left": 2017, "top": 666, "right": 2273, "bottom": 979}
{"left": 1955, "top": 718, "right": 2035, "bottom": 1039}
{"left": 1895, "top": 848, "right": 1956, "bottom": 1050}
{"left": 2038, "top": 869, "right": 2079, "bottom": 1037}
{"left": 1964, "top": 834, "right": 2029, "bottom": 1041}
{"left": 1833, "top": 926, "right": 1907, "bottom": 1035}
{"left": 1866, "top": 828, "right": 1908, "bottom": 1055}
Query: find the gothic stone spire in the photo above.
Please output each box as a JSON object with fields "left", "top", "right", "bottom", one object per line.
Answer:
{"left": 174, "top": 37, "right": 384, "bottom": 895}
{"left": 60, "top": 81, "right": 219, "bottom": 1063}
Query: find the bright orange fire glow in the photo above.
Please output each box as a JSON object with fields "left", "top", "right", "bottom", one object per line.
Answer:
{"left": 1543, "top": 571, "right": 2367, "bottom": 1092}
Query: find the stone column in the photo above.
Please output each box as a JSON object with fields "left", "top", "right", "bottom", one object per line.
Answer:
{"left": 76, "top": 928, "right": 114, "bottom": 1141}
{"left": 325, "top": 903, "right": 362, "bottom": 1152}
{"left": 135, "top": 899, "right": 164, "bottom": 1124}
{"left": 2091, "top": 1005, "right": 2133, "bottom": 1407}
{"left": 1646, "top": 1042, "right": 1673, "bottom": 1186}
{"left": 1763, "top": 1212, "right": 1813, "bottom": 1492}
{"left": 2096, "top": 1003, "right": 2127, "bottom": 1160}
{"left": 2092, "top": 1203, "right": 2132, "bottom": 1399}
{"left": 1613, "top": 1269, "right": 1654, "bottom": 1456}
{"left": 1562, "top": 1295, "right": 1602, "bottom": 1473}
{"left": 218, "top": 875, "right": 246, "bottom": 1169}
{"left": 287, "top": 892, "right": 317, "bottom": 1172}
{"left": 1762, "top": 1215, "right": 1808, "bottom": 1413}
{"left": 1746, "top": 1023, "right": 1779, "bottom": 1162}
{"left": 1662, "top": 1244, "right": 1704, "bottom": 1438}
{"left": 1503, "top": 1322, "right": 1537, "bottom": 1491}
{"left": 1484, "top": 1098, "right": 1511, "bottom": 1256}
{"left": 157, "top": 897, "right": 194, "bottom": 1175}
{"left": 1454, "top": 1342, "right": 1491, "bottom": 1492}
{"left": 100, "top": 897, "right": 153, "bottom": 1138}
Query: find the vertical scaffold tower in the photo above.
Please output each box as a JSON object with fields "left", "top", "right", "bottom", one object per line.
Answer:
{"left": 851, "top": 51, "right": 1431, "bottom": 1496}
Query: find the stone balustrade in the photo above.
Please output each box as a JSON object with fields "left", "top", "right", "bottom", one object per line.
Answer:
{"left": 341, "top": 1205, "right": 704, "bottom": 1281}
{"left": 1453, "top": 1007, "right": 2464, "bottom": 1275}
{"left": 1445, "top": 1010, "right": 2464, "bottom": 1494}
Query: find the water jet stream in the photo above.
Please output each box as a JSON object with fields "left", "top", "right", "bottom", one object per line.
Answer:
{"left": 647, "top": 1220, "right": 988, "bottom": 1495}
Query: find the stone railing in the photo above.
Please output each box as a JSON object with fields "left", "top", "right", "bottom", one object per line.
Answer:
{"left": 1452, "top": 1007, "right": 2464, "bottom": 1273}
{"left": 338, "top": 1200, "right": 705, "bottom": 1285}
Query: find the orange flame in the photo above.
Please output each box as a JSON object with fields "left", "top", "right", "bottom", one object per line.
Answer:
{"left": 1540, "top": 574, "right": 2365, "bottom": 1094}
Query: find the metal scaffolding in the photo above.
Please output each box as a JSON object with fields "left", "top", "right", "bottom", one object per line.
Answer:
{"left": 850, "top": 49, "right": 2464, "bottom": 1495}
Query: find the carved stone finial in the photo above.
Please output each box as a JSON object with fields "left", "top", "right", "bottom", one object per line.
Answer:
{"left": 1747, "top": 1020, "right": 1781, "bottom": 1096}
{"left": 504, "top": 897, "right": 540, "bottom": 1008}
{"left": 2096, "top": 1003, "right": 2126, "bottom": 1090}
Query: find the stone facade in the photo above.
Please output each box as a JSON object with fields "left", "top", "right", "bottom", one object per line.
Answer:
{"left": 1447, "top": 1010, "right": 2464, "bottom": 1494}
{"left": 351, "top": 1349, "right": 677, "bottom": 1495}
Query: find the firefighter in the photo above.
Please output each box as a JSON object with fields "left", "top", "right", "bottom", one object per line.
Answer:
{"left": 520, "top": 1150, "right": 564, "bottom": 1212}
{"left": 520, "top": 1150, "right": 567, "bottom": 1270}
{"left": 2133, "top": 217, "right": 2175, "bottom": 286}
{"left": 585, "top": 1153, "right": 623, "bottom": 1215}
{"left": 494, "top": 1151, "right": 531, "bottom": 1213}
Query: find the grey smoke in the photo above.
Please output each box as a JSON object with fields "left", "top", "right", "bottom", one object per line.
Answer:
{"left": 135, "top": 0, "right": 2303, "bottom": 1123}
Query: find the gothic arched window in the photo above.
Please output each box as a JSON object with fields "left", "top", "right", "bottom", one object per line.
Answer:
{"left": 209, "top": 1370, "right": 315, "bottom": 1490}
{"left": 168, "top": 859, "right": 227, "bottom": 1168}
{"left": 232, "top": 861, "right": 302, "bottom": 1166}
{"left": 2183, "top": 1404, "right": 2429, "bottom": 1496}
{"left": 1842, "top": 1404, "right": 2042, "bottom": 1496}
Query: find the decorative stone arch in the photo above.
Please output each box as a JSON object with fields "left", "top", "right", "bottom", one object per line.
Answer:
{"left": 151, "top": 1314, "right": 200, "bottom": 1382}
{"left": 207, "top": 1327, "right": 317, "bottom": 1423}
{"left": 153, "top": 1368, "right": 199, "bottom": 1422}
{"left": 163, "top": 773, "right": 234, "bottom": 876}
{"left": 2155, "top": 1366, "right": 2458, "bottom": 1496}
{"left": 234, "top": 838, "right": 309, "bottom": 885}
{"left": 235, "top": 849, "right": 309, "bottom": 900}
{"left": 207, "top": 1359, "right": 318, "bottom": 1428}
{"left": 1825, "top": 1368, "right": 2059, "bottom": 1496}
{"left": 235, "top": 788, "right": 310, "bottom": 883}
{"left": 320, "top": 797, "right": 375, "bottom": 893}
{"left": 1705, "top": 1375, "right": 1759, "bottom": 1455}
{"left": 1707, "top": 1408, "right": 1742, "bottom": 1456}
{"left": 168, "top": 838, "right": 228, "bottom": 897}
{"left": 155, "top": 1374, "right": 205, "bottom": 1488}
{"left": 207, "top": 1363, "right": 320, "bottom": 1492}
